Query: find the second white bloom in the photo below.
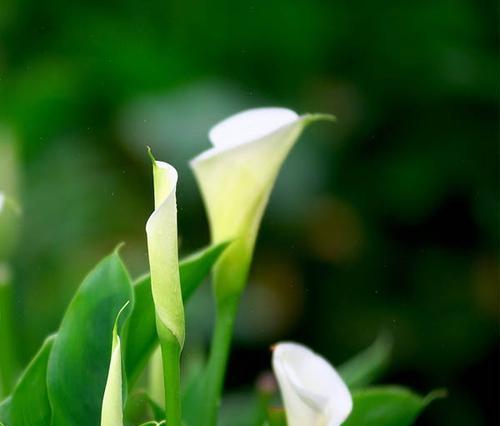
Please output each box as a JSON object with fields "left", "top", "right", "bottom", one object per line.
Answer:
{"left": 272, "top": 342, "right": 352, "bottom": 426}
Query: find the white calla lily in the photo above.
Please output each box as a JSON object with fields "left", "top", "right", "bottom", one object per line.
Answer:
{"left": 272, "top": 342, "right": 352, "bottom": 426}
{"left": 146, "top": 158, "right": 184, "bottom": 347}
{"left": 191, "top": 107, "right": 334, "bottom": 298}
{"left": 187, "top": 108, "right": 335, "bottom": 426}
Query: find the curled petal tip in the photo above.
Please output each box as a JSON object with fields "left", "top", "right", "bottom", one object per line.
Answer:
{"left": 114, "top": 242, "right": 126, "bottom": 254}
{"left": 147, "top": 146, "right": 156, "bottom": 163}
{"left": 303, "top": 113, "right": 337, "bottom": 124}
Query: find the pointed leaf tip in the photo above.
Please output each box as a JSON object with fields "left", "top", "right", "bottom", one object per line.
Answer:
{"left": 114, "top": 242, "right": 126, "bottom": 254}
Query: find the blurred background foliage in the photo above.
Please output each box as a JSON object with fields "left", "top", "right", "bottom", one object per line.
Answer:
{"left": 0, "top": 0, "right": 498, "bottom": 424}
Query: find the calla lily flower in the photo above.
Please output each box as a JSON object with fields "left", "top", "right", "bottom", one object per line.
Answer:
{"left": 272, "top": 342, "right": 352, "bottom": 426}
{"left": 146, "top": 158, "right": 185, "bottom": 347}
{"left": 190, "top": 107, "right": 334, "bottom": 298}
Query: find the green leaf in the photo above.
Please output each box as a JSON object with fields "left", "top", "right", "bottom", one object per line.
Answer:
{"left": 47, "top": 250, "right": 134, "bottom": 426}
{"left": 342, "top": 386, "right": 444, "bottom": 426}
{"left": 125, "top": 242, "right": 229, "bottom": 384}
{"left": 10, "top": 335, "right": 55, "bottom": 426}
{"left": 125, "top": 274, "right": 156, "bottom": 386}
{"left": 138, "top": 421, "right": 166, "bottom": 426}
{"left": 179, "top": 241, "right": 230, "bottom": 301}
{"left": 124, "top": 389, "right": 165, "bottom": 423}
{"left": 339, "top": 334, "right": 392, "bottom": 389}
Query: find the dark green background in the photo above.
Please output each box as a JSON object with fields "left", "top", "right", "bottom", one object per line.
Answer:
{"left": 0, "top": 0, "right": 498, "bottom": 424}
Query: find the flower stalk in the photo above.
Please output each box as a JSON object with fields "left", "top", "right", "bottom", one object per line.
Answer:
{"left": 0, "top": 263, "right": 16, "bottom": 397}
{"left": 0, "top": 192, "right": 20, "bottom": 398}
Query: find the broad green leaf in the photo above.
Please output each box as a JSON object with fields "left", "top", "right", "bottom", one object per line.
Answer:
{"left": 125, "top": 275, "right": 156, "bottom": 386}
{"left": 339, "top": 334, "right": 392, "bottom": 389}
{"left": 342, "top": 386, "right": 444, "bottom": 426}
{"left": 138, "top": 421, "right": 166, "bottom": 426}
{"left": 179, "top": 241, "right": 230, "bottom": 301}
{"left": 125, "top": 242, "right": 229, "bottom": 384}
{"left": 101, "top": 303, "right": 130, "bottom": 426}
{"left": 47, "top": 250, "right": 134, "bottom": 426}
{"left": 10, "top": 335, "right": 55, "bottom": 426}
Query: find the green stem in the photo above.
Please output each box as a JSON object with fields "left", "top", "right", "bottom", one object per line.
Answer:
{"left": 200, "top": 297, "right": 239, "bottom": 426}
{"left": 160, "top": 335, "right": 182, "bottom": 426}
{"left": 0, "top": 265, "right": 16, "bottom": 398}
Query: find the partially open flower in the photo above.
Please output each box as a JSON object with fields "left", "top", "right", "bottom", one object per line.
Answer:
{"left": 146, "top": 158, "right": 184, "bottom": 347}
{"left": 190, "top": 107, "right": 334, "bottom": 298}
{"left": 272, "top": 342, "right": 352, "bottom": 426}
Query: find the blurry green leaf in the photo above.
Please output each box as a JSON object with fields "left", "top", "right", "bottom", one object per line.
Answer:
{"left": 266, "top": 407, "right": 287, "bottom": 426}
{"left": 339, "top": 334, "right": 392, "bottom": 389}
{"left": 0, "top": 192, "right": 21, "bottom": 260}
{"left": 217, "top": 392, "right": 259, "bottom": 426}
{"left": 125, "top": 242, "right": 229, "bottom": 384}
{"left": 125, "top": 389, "right": 165, "bottom": 423}
{"left": 47, "top": 250, "right": 134, "bottom": 426}
{"left": 10, "top": 335, "right": 55, "bottom": 426}
{"left": 0, "top": 397, "right": 11, "bottom": 424}
{"left": 342, "top": 386, "right": 444, "bottom": 426}
{"left": 143, "top": 392, "right": 164, "bottom": 422}
{"left": 138, "top": 421, "right": 166, "bottom": 426}
{"left": 101, "top": 303, "right": 130, "bottom": 426}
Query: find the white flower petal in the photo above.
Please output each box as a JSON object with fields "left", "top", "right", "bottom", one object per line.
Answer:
{"left": 190, "top": 108, "right": 306, "bottom": 245}
{"left": 272, "top": 342, "right": 352, "bottom": 426}
{"left": 208, "top": 107, "right": 299, "bottom": 148}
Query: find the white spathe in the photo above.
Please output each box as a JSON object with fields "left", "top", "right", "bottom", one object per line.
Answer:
{"left": 100, "top": 302, "right": 130, "bottom": 426}
{"left": 100, "top": 329, "right": 123, "bottom": 426}
{"left": 191, "top": 107, "right": 333, "bottom": 249}
{"left": 146, "top": 160, "right": 185, "bottom": 347}
{"left": 272, "top": 342, "right": 352, "bottom": 426}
